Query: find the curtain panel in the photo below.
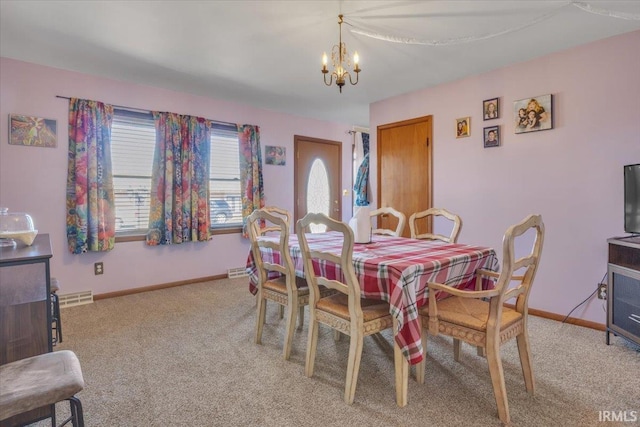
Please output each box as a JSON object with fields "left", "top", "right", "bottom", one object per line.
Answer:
{"left": 354, "top": 132, "right": 370, "bottom": 207}
{"left": 238, "top": 125, "right": 264, "bottom": 237}
{"left": 66, "top": 98, "right": 116, "bottom": 254}
{"left": 146, "top": 112, "right": 211, "bottom": 245}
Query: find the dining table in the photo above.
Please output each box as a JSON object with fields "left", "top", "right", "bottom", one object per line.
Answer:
{"left": 246, "top": 231, "right": 499, "bottom": 406}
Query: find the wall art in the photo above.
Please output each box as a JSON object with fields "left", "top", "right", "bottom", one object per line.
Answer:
{"left": 9, "top": 114, "right": 57, "bottom": 147}
{"left": 456, "top": 117, "right": 470, "bottom": 138}
{"left": 483, "top": 98, "right": 499, "bottom": 120}
{"left": 484, "top": 126, "right": 500, "bottom": 148}
{"left": 265, "top": 145, "right": 286, "bottom": 166}
{"left": 514, "top": 94, "right": 553, "bottom": 134}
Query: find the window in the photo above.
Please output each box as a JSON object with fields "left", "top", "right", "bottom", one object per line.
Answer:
{"left": 209, "top": 124, "right": 242, "bottom": 228}
{"left": 111, "top": 110, "right": 242, "bottom": 234}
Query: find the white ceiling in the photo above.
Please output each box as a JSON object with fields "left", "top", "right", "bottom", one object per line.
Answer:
{"left": 1, "top": 1, "right": 639, "bottom": 127}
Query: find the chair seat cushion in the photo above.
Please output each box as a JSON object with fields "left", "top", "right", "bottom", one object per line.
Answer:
{"left": 420, "top": 297, "right": 522, "bottom": 331}
{"left": 263, "top": 276, "right": 309, "bottom": 295}
{"left": 317, "top": 293, "right": 391, "bottom": 322}
{"left": 0, "top": 350, "right": 84, "bottom": 421}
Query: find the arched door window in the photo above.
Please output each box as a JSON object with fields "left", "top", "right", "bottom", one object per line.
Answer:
{"left": 306, "top": 158, "right": 330, "bottom": 233}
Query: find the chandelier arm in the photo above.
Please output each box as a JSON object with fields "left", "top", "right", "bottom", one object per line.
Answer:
{"left": 347, "top": 71, "right": 359, "bottom": 86}
{"left": 323, "top": 72, "right": 334, "bottom": 87}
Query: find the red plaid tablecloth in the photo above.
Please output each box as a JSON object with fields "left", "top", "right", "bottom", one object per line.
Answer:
{"left": 246, "top": 232, "right": 499, "bottom": 365}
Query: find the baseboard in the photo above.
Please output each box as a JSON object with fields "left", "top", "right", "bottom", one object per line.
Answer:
{"left": 94, "top": 280, "right": 607, "bottom": 332}
{"left": 505, "top": 303, "right": 606, "bottom": 331}
{"left": 94, "top": 274, "right": 228, "bottom": 300}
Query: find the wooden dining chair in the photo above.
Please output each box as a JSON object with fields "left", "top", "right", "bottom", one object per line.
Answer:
{"left": 250, "top": 206, "right": 292, "bottom": 319}
{"left": 415, "top": 214, "right": 544, "bottom": 426}
{"left": 409, "top": 207, "right": 462, "bottom": 243}
{"left": 296, "top": 212, "right": 395, "bottom": 404}
{"left": 370, "top": 206, "right": 406, "bottom": 237}
{"left": 248, "top": 208, "right": 309, "bottom": 360}
{"left": 250, "top": 206, "right": 291, "bottom": 236}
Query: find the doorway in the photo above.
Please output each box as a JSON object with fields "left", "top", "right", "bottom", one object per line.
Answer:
{"left": 377, "top": 116, "right": 432, "bottom": 237}
{"left": 294, "top": 135, "right": 342, "bottom": 229}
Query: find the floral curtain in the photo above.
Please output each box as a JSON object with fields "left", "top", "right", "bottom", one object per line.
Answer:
{"left": 146, "top": 112, "right": 211, "bottom": 245}
{"left": 238, "top": 125, "right": 264, "bottom": 237}
{"left": 354, "top": 132, "right": 370, "bottom": 206}
{"left": 66, "top": 98, "right": 116, "bottom": 254}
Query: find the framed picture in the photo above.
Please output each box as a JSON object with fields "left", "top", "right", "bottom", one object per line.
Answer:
{"left": 265, "top": 145, "right": 286, "bottom": 166}
{"left": 9, "top": 114, "right": 57, "bottom": 148}
{"left": 483, "top": 126, "right": 500, "bottom": 148}
{"left": 514, "top": 94, "right": 553, "bottom": 134}
{"left": 456, "top": 117, "right": 470, "bottom": 138}
{"left": 483, "top": 98, "right": 499, "bottom": 120}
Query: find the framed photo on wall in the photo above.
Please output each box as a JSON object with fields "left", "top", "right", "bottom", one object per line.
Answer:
{"left": 483, "top": 98, "right": 499, "bottom": 120}
{"left": 483, "top": 126, "right": 500, "bottom": 148}
{"left": 514, "top": 94, "right": 553, "bottom": 134}
{"left": 265, "top": 145, "right": 286, "bottom": 165}
{"left": 456, "top": 117, "right": 470, "bottom": 138}
{"left": 9, "top": 114, "right": 57, "bottom": 148}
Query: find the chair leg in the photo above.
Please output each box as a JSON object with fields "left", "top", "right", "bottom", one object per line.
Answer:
{"left": 282, "top": 303, "right": 297, "bottom": 360}
{"left": 516, "top": 331, "right": 535, "bottom": 393}
{"left": 477, "top": 346, "right": 486, "bottom": 357}
{"left": 453, "top": 338, "right": 461, "bottom": 362}
{"left": 52, "top": 293, "right": 63, "bottom": 343}
{"left": 344, "top": 331, "right": 364, "bottom": 404}
{"left": 394, "top": 317, "right": 409, "bottom": 407}
{"left": 278, "top": 305, "right": 284, "bottom": 319}
{"left": 333, "top": 329, "right": 341, "bottom": 342}
{"left": 305, "top": 312, "right": 319, "bottom": 378}
{"left": 254, "top": 295, "right": 267, "bottom": 345}
{"left": 297, "top": 306, "right": 304, "bottom": 330}
{"left": 486, "top": 338, "right": 510, "bottom": 425}
{"left": 57, "top": 396, "right": 84, "bottom": 427}
{"left": 415, "top": 319, "right": 427, "bottom": 384}
{"left": 68, "top": 395, "right": 85, "bottom": 427}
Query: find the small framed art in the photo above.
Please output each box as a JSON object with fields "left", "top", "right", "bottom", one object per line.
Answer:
{"left": 514, "top": 94, "right": 553, "bottom": 134}
{"left": 265, "top": 145, "right": 286, "bottom": 165}
{"left": 483, "top": 98, "right": 499, "bottom": 120}
{"left": 456, "top": 117, "right": 470, "bottom": 138}
{"left": 483, "top": 126, "right": 500, "bottom": 148}
{"left": 9, "top": 114, "right": 57, "bottom": 148}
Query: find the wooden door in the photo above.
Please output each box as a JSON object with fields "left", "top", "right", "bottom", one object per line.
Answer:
{"left": 294, "top": 135, "right": 342, "bottom": 225}
{"left": 377, "top": 116, "right": 432, "bottom": 238}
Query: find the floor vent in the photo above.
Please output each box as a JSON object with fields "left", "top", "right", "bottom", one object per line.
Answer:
{"left": 227, "top": 267, "right": 249, "bottom": 279}
{"left": 58, "top": 290, "right": 94, "bottom": 308}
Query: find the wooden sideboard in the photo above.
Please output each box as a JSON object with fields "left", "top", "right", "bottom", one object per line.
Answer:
{"left": 0, "top": 233, "right": 53, "bottom": 426}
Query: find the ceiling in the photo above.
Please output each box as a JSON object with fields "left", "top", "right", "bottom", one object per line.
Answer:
{"left": 1, "top": 1, "right": 639, "bottom": 127}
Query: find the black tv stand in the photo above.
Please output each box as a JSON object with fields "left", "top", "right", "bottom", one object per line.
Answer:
{"left": 606, "top": 236, "right": 640, "bottom": 347}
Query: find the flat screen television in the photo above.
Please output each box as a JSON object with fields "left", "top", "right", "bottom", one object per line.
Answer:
{"left": 624, "top": 163, "right": 640, "bottom": 234}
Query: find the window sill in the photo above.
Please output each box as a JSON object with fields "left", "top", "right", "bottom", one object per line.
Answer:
{"left": 115, "top": 226, "right": 243, "bottom": 243}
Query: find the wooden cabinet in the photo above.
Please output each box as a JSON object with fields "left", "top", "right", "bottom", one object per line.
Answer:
{"left": 606, "top": 236, "right": 640, "bottom": 346}
{"left": 0, "top": 233, "right": 53, "bottom": 426}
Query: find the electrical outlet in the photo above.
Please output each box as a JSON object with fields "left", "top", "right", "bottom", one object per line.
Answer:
{"left": 597, "top": 282, "right": 607, "bottom": 300}
{"left": 94, "top": 262, "right": 104, "bottom": 275}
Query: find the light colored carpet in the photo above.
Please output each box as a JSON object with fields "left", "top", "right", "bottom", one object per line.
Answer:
{"left": 38, "top": 278, "right": 638, "bottom": 426}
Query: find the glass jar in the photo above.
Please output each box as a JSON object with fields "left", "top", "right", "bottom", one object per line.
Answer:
{"left": 0, "top": 207, "right": 38, "bottom": 247}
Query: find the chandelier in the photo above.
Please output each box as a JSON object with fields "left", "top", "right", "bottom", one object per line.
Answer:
{"left": 322, "top": 14, "right": 361, "bottom": 93}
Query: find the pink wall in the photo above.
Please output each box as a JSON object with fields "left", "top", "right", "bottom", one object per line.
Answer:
{"left": 0, "top": 57, "right": 354, "bottom": 296}
{"left": 370, "top": 30, "right": 640, "bottom": 324}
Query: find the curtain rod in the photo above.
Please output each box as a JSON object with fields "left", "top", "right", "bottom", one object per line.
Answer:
{"left": 56, "top": 95, "right": 149, "bottom": 114}
{"left": 55, "top": 95, "right": 238, "bottom": 128}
